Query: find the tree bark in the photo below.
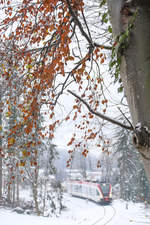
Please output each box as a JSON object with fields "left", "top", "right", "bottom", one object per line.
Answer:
{"left": 107, "top": 0, "right": 150, "bottom": 182}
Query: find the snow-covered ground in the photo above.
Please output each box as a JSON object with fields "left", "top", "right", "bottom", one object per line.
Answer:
{"left": 0, "top": 195, "right": 150, "bottom": 225}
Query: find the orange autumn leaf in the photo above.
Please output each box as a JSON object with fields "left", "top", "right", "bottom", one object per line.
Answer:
{"left": 100, "top": 58, "right": 105, "bottom": 64}
{"left": 22, "top": 149, "right": 28, "bottom": 157}
{"left": 8, "top": 137, "right": 15, "bottom": 147}
{"left": 73, "top": 105, "right": 78, "bottom": 109}
{"left": 19, "top": 161, "right": 26, "bottom": 167}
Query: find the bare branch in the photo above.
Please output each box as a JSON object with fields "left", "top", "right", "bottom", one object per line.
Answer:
{"left": 65, "top": 0, "right": 112, "bottom": 51}
{"left": 67, "top": 90, "right": 133, "bottom": 131}
{"left": 94, "top": 42, "right": 112, "bottom": 50}
{"left": 117, "top": 107, "right": 134, "bottom": 130}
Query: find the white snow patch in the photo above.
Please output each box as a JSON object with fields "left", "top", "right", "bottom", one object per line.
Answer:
{"left": 0, "top": 195, "right": 150, "bottom": 225}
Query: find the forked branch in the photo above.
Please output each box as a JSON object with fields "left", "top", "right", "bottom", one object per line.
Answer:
{"left": 65, "top": 0, "right": 112, "bottom": 50}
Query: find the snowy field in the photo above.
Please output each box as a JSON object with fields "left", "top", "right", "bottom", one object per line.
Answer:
{"left": 0, "top": 194, "right": 150, "bottom": 225}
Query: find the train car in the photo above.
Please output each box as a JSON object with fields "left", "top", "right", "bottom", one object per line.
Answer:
{"left": 66, "top": 180, "right": 112, "bottom": 204}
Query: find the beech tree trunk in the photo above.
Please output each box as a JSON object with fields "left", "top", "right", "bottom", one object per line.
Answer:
{"left": 107, "top": 0, "right": 150, "bottom": 181}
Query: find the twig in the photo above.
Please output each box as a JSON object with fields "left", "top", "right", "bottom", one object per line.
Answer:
{"left": 117, "top": 107, "right": 134, "bottom": 130}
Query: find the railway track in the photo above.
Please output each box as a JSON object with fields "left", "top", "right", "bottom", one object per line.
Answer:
{"left": 64, "top": 194, "right": 116, "bottom": 225}
{"left": 92, "top": 204, "right": 116, "bottom": 225}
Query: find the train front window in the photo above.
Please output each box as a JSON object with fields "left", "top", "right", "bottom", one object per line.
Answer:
{"left": 100, "top": 183, "right": 110, "bottom": 195}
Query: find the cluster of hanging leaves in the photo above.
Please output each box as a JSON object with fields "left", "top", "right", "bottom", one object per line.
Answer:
{"left": 0, "top": 0, "right": 113, "bottom": 170}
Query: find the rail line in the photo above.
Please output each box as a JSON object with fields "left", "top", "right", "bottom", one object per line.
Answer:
{"left": 65, "top": 194, "right": 116, "bottom": 225}
{"left": 92, "top": 204, "right": 116, "bottom": 225}
{"left": 77, "top": 203, "right": 106, "bottom": 225}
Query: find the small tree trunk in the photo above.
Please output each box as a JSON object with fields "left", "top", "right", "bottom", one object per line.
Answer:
{"left": 32, "top": 158, "right": 40, "bottom": 215}
{"left": 16, "top": 166, "right": 19, "bottom": 206}
{"left": 12, "top": 179, "right": 15, "bottom": 208}
{"left": 7, "top": 184, "right": 11, "bottom": 204}
{"left": 32, "top": 183, "right": 40, "bottom": 215}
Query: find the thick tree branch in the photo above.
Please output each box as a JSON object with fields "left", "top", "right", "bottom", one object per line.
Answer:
{"left": 66, "top": 0, "right": 93, "bottom": 46}
{"left": 68, "top": 90, "right": 133, "bottom": 131}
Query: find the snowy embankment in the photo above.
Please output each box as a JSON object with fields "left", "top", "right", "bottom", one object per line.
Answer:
{"left": 0, "top": 194, "right": 150, "bottom": 225}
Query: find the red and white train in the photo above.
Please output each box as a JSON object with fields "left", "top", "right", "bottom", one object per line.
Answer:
{"left": 66, "top": 180, "right": 112, "bottom": 204}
